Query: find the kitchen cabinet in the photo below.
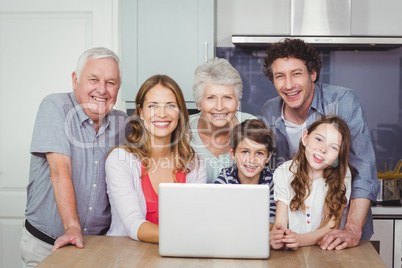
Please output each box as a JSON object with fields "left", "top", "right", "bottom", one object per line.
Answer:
{"left": 395, "top": 220, "right": 402, "bottom": 268}
{"left": 371, "top": 219, "right": 394, "bottom": 268}
{"left": 217, "top": 0, "right": 290, "bottom": 47}
{"left": 371, "top": 206, "right": 402, "bottom": 268}
{"left": 351, "top": 0, "right": 402, "bottom": 36}
{"left": 121, "top": 0, "right": 215, "bottom": 108}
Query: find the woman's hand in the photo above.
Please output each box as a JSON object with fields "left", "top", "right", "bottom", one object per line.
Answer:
{"left": 269, "top": 224, "right": 285, "bottom": 250}
{"left": 283, "top": 229, "right": 299, "bottom": 250}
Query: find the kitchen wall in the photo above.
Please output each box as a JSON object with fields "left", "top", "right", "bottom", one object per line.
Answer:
{"left": 216, "top": 0, "right": 402, "bottom": 169}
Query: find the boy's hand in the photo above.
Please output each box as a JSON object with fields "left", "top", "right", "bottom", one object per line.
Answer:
{"left": 283, "top": 229, "right": 299, "bottom": 250}
{"left": 269, "top": 224, "right": 285, "bottom": 250}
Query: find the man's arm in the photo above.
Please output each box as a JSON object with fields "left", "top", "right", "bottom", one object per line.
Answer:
{"left": 317, "top": 88, "right": 378, "bottom": 249}
{"left": 46, "top": 152, "right": 83, "bottom": 252}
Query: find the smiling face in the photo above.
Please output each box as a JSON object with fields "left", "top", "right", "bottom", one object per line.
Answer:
{"left": 271, "top": 57, "right": 316, "bottom": 113}
{"left": 73, "top": 57, "right": 120, "bottom": 126}
{"left": 197, "top": 83, "right": 239, "bottom": 130}
{"left": 139, "top": 84, "right": 180, "bottom": 145}
{"left": 230, "top": 138, "right": 271, "bottom": 184}
{"left": 302, "top": 123, "right": 342, "bottom": 179}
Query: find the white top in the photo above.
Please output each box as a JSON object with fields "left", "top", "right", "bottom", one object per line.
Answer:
{"left": 105, "top": 148, "right": 207, "bottom": 241}
{"left": 281, "top": 102, "right": 306, "bottom": 158}
{"left": 273, "top": 160, "right": 352, "bottom": 234}
{"left": 189, "top": 111, "right": 256, "bottom": 183}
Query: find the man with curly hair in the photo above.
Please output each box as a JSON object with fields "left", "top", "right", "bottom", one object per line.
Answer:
{"left": 260, "top": 38, "right": 379, "bottom": 250}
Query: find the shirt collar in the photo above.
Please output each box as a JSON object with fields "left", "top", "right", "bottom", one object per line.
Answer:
{"left": 69, "top": 92, "right": 89, "bottom": 126}
{"left": 309, "top": 83, "right": 324, "bottom": 115}
{"left": 231, "top": 164, "right": 241, "bottom": 184}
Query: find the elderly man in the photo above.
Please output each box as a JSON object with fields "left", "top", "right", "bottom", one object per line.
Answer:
{"left": 261, "top": 38, "right": 379, "bottom": 250}
{"left": 21, "top": 47, "right": 128, "bottom": 267}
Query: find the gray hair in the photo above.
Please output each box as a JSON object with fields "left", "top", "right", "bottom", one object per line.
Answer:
{"left": 192, "top": 58, "right": 243, "bottom": 105}
{"left": 75, "top": 47, "right": 121, "bottom": 83}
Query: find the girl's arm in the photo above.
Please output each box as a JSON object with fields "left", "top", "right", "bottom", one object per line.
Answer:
{"left": 298, "top": 204, "right": 346, "bottom": 247}
{"left": 270, "top": 201, "right": 288, "bottom": 250}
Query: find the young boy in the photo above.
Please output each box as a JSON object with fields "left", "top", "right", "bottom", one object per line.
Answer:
{"left": 214, "top": 119, "right": 276, "bottom": 227}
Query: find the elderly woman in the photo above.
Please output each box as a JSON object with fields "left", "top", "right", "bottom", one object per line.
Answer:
{"left": 190, "top": 58, "right": 256, "bottom": 183}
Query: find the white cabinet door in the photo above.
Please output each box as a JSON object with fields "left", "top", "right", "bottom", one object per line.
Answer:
{"left": 121, "top": 0, "right": 215, "bottom": 106}
{"left": 371, "top": 219, "right": 394, "bottom": 268}
{"left": 352, "top": 0, "right": 402, "bottom": 36}
{"left": 0, "top": 1, "right": 119, "bottom": 267}
{"left": 395, "top": 220, "right": 402, "bottom": 268}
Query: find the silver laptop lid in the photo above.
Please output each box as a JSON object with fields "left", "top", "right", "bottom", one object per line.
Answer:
{"left": 159, "top": 183, "right": 270, "bottom": 259}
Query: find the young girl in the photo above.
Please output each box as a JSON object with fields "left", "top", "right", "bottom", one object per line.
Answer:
{"left": 105, "top": 75, "right": 206, "bottom": 243}
{"left": 270, "top": 115, "right": 352, "bottom": 250}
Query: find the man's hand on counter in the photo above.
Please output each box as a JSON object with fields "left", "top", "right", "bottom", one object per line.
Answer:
{"left": 51, "top": 226, "right": 84, "bottom": 252}
{"left": 317, "top": 226, "right": 361, "bottom": 250}
{"left": 318, "top": 198, "right": 369, "bottom": 250}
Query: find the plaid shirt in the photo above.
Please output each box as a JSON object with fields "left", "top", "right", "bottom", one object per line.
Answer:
{"left": 215, "top": 164, "right": 276, "bottom": 223}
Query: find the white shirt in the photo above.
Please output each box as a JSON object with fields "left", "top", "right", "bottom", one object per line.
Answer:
{"left": 105, "top": 148, "right": 207, "bottom": 241}
{"left": 281, "top": 102, "right": 306, "bottom": 158}
{"left": 273, "top": 160, "right": 351, "bottom": 234}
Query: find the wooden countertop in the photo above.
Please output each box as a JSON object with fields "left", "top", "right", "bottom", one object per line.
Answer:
{"left": 38, "top": 236, "right": 386, "bottom": 268}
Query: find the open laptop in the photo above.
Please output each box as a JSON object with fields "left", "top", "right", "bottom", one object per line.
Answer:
{"left": 159, "top": 183, "right": 270, "bottom": 259}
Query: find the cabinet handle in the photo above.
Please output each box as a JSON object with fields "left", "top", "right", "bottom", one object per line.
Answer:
{"left": 204, "top": 42, "right": 208, "bottom": 63}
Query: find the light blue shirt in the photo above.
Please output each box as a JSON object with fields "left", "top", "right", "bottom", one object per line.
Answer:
{"left": 25, "top": 92, "right": 128, "bottom": 239}
{"left": 189, "top": 111, "right": 256, "bottom": 183}
{"left": 261, "top": 82, "right": 380, "bottom": 239}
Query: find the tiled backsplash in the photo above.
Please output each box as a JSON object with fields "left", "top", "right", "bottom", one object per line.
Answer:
{"left": 217, "top": 46, "right": 402, "bottom": 170}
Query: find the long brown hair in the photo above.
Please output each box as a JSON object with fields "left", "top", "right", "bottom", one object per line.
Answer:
{"left": 122, "top": 74, "right": 197, "bottom": 174}
{"left": 289, "top": 115, "right": 351, "bottom": 228}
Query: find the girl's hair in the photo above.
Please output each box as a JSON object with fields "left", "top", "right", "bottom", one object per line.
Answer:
{"left": 289, "top": 115, "right": 351, "bottom": 228}
{"left": 192, "top": 58, "right": 243, "bottom": 106}
{"left": 122, "top": 74, "right": 197, "bottom": 174}
{"left": 230, "top": 119, "right": 274, "bottom": 154}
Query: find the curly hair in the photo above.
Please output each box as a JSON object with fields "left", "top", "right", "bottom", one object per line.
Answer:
{"left": 263, "top": 38, "right": 322, "bottom": 82}
{"left": 121, "top": 75, "right": 197, "bottom": 175}
{"left": 289, "top": 115, "right": 351, "bottom": 228}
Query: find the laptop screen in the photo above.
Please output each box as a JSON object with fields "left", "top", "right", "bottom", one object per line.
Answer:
{"left": 159, "top": 183, "right": 270, "bottom": 259}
